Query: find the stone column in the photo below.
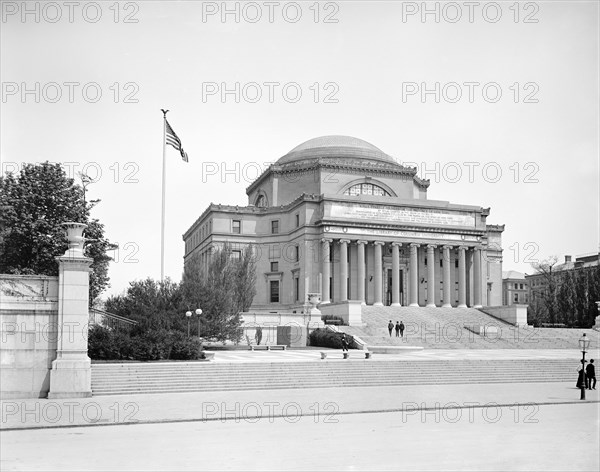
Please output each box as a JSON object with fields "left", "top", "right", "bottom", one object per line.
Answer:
{"left": 442, "top": 245, "right": 452, "bottom": 307}
{"left": 409, "top": 243, "right": 419, "bottom": 307}
{"left": 321, "top": 238, "right": 332, "bottom": 304}
{"left": 48, "top": 222, "right": 93, "bottom": 399}
{"left": 356, "top": 240, "right": 367, "bottom": 305}
{"left": 391, "top": 242, "right": 401, "bottom": 306}
{"left": 339, "top": 239, "right": 349, "bottom": 302}
{"left": 426, "top": 244, "right": 437, "bottom": 307}
{"left": 458, "top": 246, "right": 467, "bottom": 308}
{"left": 473, "top": 246, "right": 483, "bottom": 308}
{"left": 373, "top": 242, "right": 384, "bottom": 306}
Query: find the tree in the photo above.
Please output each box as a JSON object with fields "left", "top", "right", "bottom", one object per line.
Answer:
{"left": 104, "top": 278, "right": 186, "bottom": 332}
{"left": 530, "top": 256, "right": 559, "bottom": 324}
{"left": 182, "top": 243, "right": 257, "bottom": 342}
{"left": 0, "top": 162, "right": 114, "bottom": 303}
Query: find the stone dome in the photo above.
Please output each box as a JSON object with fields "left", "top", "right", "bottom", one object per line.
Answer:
{"left": 276, "top": 135, "right": 397, "bottom": 165}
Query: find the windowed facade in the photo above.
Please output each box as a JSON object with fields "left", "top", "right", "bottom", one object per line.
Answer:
{"left": 344, "top": 183, "right": 390, "bottom": 197}
{"left": 270, "top": 280, "right": 279, "bottom": 303}
{"left": 271, "top": 220, "right": 279, "bottom": 234}
{"left": 232, "top": 220, "right": 241, "bottom": 234}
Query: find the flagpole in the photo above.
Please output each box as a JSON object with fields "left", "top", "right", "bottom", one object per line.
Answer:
{"left": 160, "top": 109, "right": 169, "bottom": 281}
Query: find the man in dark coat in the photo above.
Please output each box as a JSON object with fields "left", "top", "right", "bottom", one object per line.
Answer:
{"left": 388, "top": 320, "right": 394, "bottom": 337}
{"left": 341, "top": 334, "right": 349, "bottom": 353}
{"left": 395, "top": 321, "right": 401, "bottom": 337}
{"left": 576, "top": 360, "right": 586, "bottom": 388}
{"left": 586, "top": 359, "right": 596, "bottom": 390}
{"left": 399, "top": 321, "right": 405, "bottom": 338}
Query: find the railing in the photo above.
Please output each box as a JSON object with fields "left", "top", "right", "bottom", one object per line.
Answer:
{"left": 89, "top": 308, "right": 138, "bottom": 331}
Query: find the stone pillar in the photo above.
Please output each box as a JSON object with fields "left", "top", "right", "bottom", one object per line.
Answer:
{"left": 339, "top": 239, "right": 349, "bottom": 302}
{"left": 48, "top": 222, "right": 93, "bottom": 399}
{"left": 473, "top": 247, "right": 483, "bottom": 308}
{"left": 356, "top": 240, "right": 367, "bottom": 305}
{"left": 391, "top": 242, "right": 401, "bottom": 306}
{"left": 442, "top": 245, "right": 452, "bottom": 307}
{"left": 373, "top": 242, "right": 384, "bottom": 306}
{"left": 321, "top": 238, "right": 332, "bottom": 304}
{"left": 458, "top": 246, "right": 467, "bottom": 308}
{"left": 409, "top": 243, "right": 419, "bottom": 307}
{"left": 426, "top": 245, "right": 437, "bottom": 307}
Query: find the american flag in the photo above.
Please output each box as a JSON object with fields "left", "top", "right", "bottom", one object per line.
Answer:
{"left": 165, "top": 119, "right": 189, "bottom": 162}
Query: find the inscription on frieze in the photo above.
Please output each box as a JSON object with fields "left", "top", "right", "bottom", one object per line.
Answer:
{"left": 329, "top": 203, "right": 476, "bottom": 227}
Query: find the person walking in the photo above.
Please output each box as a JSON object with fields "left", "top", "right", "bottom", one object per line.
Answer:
{"left": 395, "top": 321, "right": 401, "bottom": 337}
{"left": 341, "top": 334, "right": 349, "bottom": 353}
{"left": 399, "top": 321, "right": 405, "bottom": 338}
{"left": 586, "top": 359, "right": 596, "bottom": 390}
{"left": 388, "top": 320, "right": 394, "bottom": 337}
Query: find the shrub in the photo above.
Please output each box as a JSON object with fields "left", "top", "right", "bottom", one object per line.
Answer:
{"left": 88, "top": 326, "right": 202, "bottom": 361}
{"left": 309, "top": 328, "right": 355, "bottom": 349}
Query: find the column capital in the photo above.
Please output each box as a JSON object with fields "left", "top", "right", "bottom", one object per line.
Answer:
{"left": 339, "top": 239, "right": 351, "bottom": 245}
{"left": 356, "top": 240, "right": 369, "bottom": 246}
{"left": 442, "top": 244, "right": 454, "bottom": 250}
{"left": 321, "top": 238, "right": 333, "bottom": 244}
{"left": 427, "top": 244, "right": 437, "bottom": 250}
{"left": 409, "top": 242, "right": 421, "bottom": 248}
{"left": 373, "top": 241, "right": 385, "bottom": 246}
{"left": 391, "top": 242, "right": 403, "bottom": 248}
{"left": 458, "top": 245, "right": 467, "bottom": 252}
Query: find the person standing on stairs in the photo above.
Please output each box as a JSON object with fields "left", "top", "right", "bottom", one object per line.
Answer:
{"left": 395, "top": 321, "right": 401, "bottom": 337}
{"left": 341, "top": 334, "right": 349, "bottom": 353}
{"left": 388, "top": 320, "right": 394, "bottom": 337}
{"left": 399, "top": 321, "right": 405, "bottom": 338}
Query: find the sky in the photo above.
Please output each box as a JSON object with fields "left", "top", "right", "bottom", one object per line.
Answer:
{"left": 1, "top": 0, "right": 598, "bottom": 297}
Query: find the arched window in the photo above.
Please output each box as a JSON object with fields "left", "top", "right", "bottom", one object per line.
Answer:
{"left": 255, "top": 194, "right": 267, "bottom": 208}
{"left": 343, "top": 183, "right": 390, "bottom": 197}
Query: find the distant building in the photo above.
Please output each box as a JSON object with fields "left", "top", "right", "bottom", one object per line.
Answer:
{"left": 502, "top": 270, "right": 528, "bottom": 305}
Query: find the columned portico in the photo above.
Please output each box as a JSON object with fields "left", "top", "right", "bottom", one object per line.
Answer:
{"left": 473, "top": 246, "right": 483, "bottom": 308}
{"left": 391, "top": 242, "right": 401, "bottom": 306}
{"left": 409, "top": 243, "right": 419, "bottom": 307}
{"left": 321, "top": 238, "right": 332, "bottom": 304}
{"left": 458, "top": 246, "right": 467, "bottom": 308}
{"left": 426, "top": 245, "right": 437, "bottom": 307}
{"left": 442, "top": 245, "right": 452, "bottom": 307}
{"left": 356, "top": 240, "right": 367, "bottom": 304}
{"left": 373, "top": 241, "right": 384, "bottom": 306}
{"left": 339, "top": 239, "right": 350, "bottom": 302}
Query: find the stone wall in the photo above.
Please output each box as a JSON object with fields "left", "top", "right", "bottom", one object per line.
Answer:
{"left": 0, "top": 275, "right": 59, "bottom": 399}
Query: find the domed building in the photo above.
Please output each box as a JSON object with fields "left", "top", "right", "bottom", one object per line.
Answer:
{"left": 183, "top": 136, "right": 504, "bottom": 322}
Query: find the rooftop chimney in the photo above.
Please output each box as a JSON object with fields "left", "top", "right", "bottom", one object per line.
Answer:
{"left": 565, "top": 255, "right": 572, "bottom": 263}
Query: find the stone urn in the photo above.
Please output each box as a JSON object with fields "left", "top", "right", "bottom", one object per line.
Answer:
{"left": 62, "top": 222, "right": 87, "bottom": 257}
{"left": 307, "top": 293, "right": 322, "bottom": 316}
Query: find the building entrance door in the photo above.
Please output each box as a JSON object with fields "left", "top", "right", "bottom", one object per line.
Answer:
{"left": 385, "top": 268, "right": 405, "bottom": 306}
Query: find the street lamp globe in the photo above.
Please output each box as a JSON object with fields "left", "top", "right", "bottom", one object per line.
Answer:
{"left": 195, "top": 309, "right": 202, "bottom": 316}
{"left": 186, "top": 311, "right": 192, "bottom": 318}
{"left": 579, "top": 333, "right": 591, "bottom": 352}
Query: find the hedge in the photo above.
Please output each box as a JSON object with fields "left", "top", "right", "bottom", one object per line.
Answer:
{"left": 88, "top": 325, "right": 202, "bottom": 361}
{"left": 309, "top": 328, "right": 355, "bottom": 349}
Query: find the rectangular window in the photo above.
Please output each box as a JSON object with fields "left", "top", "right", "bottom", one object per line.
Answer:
{"left": 295, "top": 245, "right": 300, "bottom": 262}
{"left": 231, "top": 250, "right": 241, "bottom": 260}
{"left": 295, "top": 214, "right": 300, "bottom": 228}
{"left": 271, "top": 220, "right": 279, "bottom": 234}
{"left": 294, "top": 277, "right": 299, "bottom": 301}
{"left": 232, "top": 220, "right": 241, "bottom": 234}
{"left": 440, "top": 259, "right": 443, "bottom": 267}
{"left": 513, "top": 293, "right": 519, "bottom": 302}
{"left": 455, "top": 260, "right": 459, "bottom": 268}
{"left": 270, "top": 280, "right": 280, "bottom": 303}
{"left": 514, "top": 283, "right": 518, "bottom": 289}
{"left": 519, "top": 283, "right": 523, "bottom": 290}
{"left": 270, "top": 261, "right": 279, "bottom": 272}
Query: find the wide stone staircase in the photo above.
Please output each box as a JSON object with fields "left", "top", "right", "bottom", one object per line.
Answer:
{"left": 341, "top": 306, "right": 599, "bottom": 349}
{"left": 92, "top": 358, "right": 579, "bottom": 396}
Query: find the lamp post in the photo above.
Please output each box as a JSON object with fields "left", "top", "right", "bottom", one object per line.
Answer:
{"left": 186, "top": 309, "right": 202, "bottom": 338}
{"left": 579, "top": 333, "right": 591, "bottom": 400}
